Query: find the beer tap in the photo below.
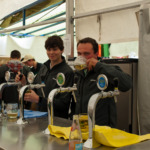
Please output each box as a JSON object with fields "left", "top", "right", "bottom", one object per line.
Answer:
{"left": 17, "top": 72, "right": 45, "bottom": 125}
{"left": 0, "top": 60, "right": 23, "bottom": 117}
{"left": 44, "top": 73, "right": 77, "bottom": 135}
{"left": 83, "top": 74, "right": 120, "bottom": 149}
{"left": 0, "top": 82, "right": 21, "bottom": 117}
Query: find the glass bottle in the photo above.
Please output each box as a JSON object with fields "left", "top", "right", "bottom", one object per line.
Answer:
{"left": 24, "top": 89, "right": 31, "bottom": 110}
{"left": 69, "top": 115, "right": 82, "bottom": 150}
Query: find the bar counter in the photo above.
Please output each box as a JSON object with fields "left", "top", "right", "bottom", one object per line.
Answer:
{"left": 0, "top": 116, "right": 150, "bottom": 150}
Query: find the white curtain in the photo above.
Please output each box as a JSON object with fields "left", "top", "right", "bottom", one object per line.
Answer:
{"left": 0, "top": 35, "right": 69, "bottom": 63}
{"left": 0, "top": 35, "right": 48, "bottom": 63}
{"left": 0, "top": 36, "right": 7, "bottom": 55}
{"left": 75, "top": 0, "right": 140, "bottom": 43}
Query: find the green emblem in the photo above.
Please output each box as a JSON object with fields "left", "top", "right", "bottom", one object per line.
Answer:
{"left": 56, "top": 73, "right": 65, "bottom": 87}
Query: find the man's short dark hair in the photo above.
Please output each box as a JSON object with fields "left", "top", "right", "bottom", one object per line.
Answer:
{"left": 45, "top": 35, "right": 64, "bottom": 51}
{"left": 77, "top": 37, "right": 98, "bottom": 53}
{"left": 10, "top": 50, "right": 21, "bottom": 59}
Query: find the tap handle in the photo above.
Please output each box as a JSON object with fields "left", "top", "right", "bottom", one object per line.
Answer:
{"left": 113, "top": 78, "right": 119, "bottom": 89}
{"left": 74, "top": 74, "right": 78, "bottom": 84}
{"left": 19, "top": 74, "right": 23, "bottom": 80}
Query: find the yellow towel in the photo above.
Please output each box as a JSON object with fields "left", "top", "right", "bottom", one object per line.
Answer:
{"left": 48, "top": 125, "right": 88, "bottom": 140}
{"left": 94, "top": 125, "right": 150, "bottom": 147}
{"left": 48, "top": 125, "right": 150, "bottom": 147}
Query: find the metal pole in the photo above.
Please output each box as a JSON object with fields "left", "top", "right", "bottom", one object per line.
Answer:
{"left": 0, "top": 17, "right": 66, "bottom": 34}
{"left": 73, "top": 0, "right": 150, "bottom": 20}
{"left": 66, "top": 0, "right": 74, "bottom": 58}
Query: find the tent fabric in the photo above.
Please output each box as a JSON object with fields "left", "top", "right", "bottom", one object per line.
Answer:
{"left": 138, "top": 6, "right": 150, "bottom": 135}
{"left": 0, "top": 0, "right": 40, "bottom": 20}
{"left": 0, "top": 35, "right": 70, "bottom": 63}
{"left": 0, "top": 36, "right": 7, "bottom": 55}
{"left": 0, "top": 35, "right": 48, "bottom": 63}
{"left": 0, "top": 0, "right": 64, "bottom": 28}
{"left": 75, "top": 0, "right": 140, "bottom": 44}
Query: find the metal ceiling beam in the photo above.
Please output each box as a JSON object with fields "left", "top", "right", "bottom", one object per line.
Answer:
{"left": 23, "top": 10, "right": 26, "bottom": 26}
{"left": 73, "top": 0, "right": 150, "bottom": 19}
{"left": 11, "top": 12, "right": 66, "bottom": 35}
{"left": 22, "top": 21, "right": 65, "bottom": 35}
{"left": 0, "top": 17, "right": 66, "bottom": 34}
{"left": 42, "top": 27, "right": 65, "bottom": 36}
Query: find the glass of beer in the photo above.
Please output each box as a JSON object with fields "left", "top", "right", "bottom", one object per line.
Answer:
{"left": 79, "top": 114, "right": 89, "bottom": 133}
{"left": 74, "top": 56, "right": 87, "bottom": 71}
{"left": 6, "top": 103, "right": 18, "bottom": 119}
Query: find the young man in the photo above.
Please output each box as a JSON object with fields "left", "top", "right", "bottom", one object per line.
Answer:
{"left": 16, "top": 36, "right": 74, "bottom": 119}
{"left": 75, "top": 37, "right": 132, "bottom": 127}
{"left": 0, "top": 50, "right": 30, "bottom": 104}
{"left": 22, "top": 55, "right": 42, "bottom": 75}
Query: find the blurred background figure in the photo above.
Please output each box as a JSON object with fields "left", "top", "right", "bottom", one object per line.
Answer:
{"left": 22, "top": 55, "right": 42, "bottom": 75}
{"left": 0, "top": 50, "right": 30, "bottom": 104}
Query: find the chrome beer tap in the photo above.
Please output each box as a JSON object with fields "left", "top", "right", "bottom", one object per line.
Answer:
{"left": 0, "top": 69, "right": 22, "bottom": 117}
{"left": 0, "top": 82, "right": 21, "bottom": 117}
{"left": 17, "top": 72, "right": 45, "bottom": 125}
{"left": 83, "top": 74, "right": 120, "bottom": 149}
{"left": 44, "top": 73, "right": 77, "bottom": 135}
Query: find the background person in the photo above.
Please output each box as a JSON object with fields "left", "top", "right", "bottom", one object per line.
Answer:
{"left": 22, "top": 55, "right": 42, "bottom": 75}
{"left": 75, "top": 37, "right": 132, "bottom": 127}
{"left": 0, "top": 50, "right": 30, "bottom": 104}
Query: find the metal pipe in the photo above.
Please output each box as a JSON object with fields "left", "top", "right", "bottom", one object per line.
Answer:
{"left": 44, "top": 86, "right": 77, "bottom": 135}
{"left": 73, "top": 0, "right": 150, "bottom": 20}
{"left": 0, "top": 17, "right": 66, "bottom": 34}
{"left": 83, "top": 90, "right": 119, "bottom": 149}
{"left": 17, "top": 83, "right": 45, "bottom": 125}
{"left": 0, "top": 82, "right": 22, "bottom": 117}
{"left": 0, "top": 82, "right": 21, "bottom": 98}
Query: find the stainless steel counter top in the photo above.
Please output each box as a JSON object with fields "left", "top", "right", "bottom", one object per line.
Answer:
{"left": 0, "top": 116, "right": 150, "bottom": 150}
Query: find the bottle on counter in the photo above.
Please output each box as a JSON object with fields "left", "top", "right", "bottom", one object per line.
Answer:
{"left": 69, "top": 115, "right": 83, "bottom": 150}
{"left": 24, "top": 89, "right": 32, "bottom": 110}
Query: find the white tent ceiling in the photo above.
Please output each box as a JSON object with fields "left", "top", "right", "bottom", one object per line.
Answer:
{"left": 0, "top": 0, "right": 43, "bottom": 20}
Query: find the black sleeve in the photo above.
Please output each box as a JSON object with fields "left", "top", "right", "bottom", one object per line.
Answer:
{"left": 22, "top": 66, "right": 31, "bottom": 77}
{"left": 0, "top": 65, "right": 8, "bottom": 83}
{"left": 38, "top": 96, "right": 47, "bottom": 112}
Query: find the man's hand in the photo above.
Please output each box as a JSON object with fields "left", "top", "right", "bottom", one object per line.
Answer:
{"left": 86, "top": 58, "right": 99, "bottom": 71}
{"left": 24, "top": 90, "right": 39, "bottom": 103}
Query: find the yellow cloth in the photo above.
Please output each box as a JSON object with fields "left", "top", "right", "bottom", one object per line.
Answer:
{"left": 94, "top": 126, "right": 150, "bottom": 147}
{"left": 48, "top": 125, "right": 88, "bottom": 140}
{"left": 48, "top": 125, "right": 150, "bottom": 148}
